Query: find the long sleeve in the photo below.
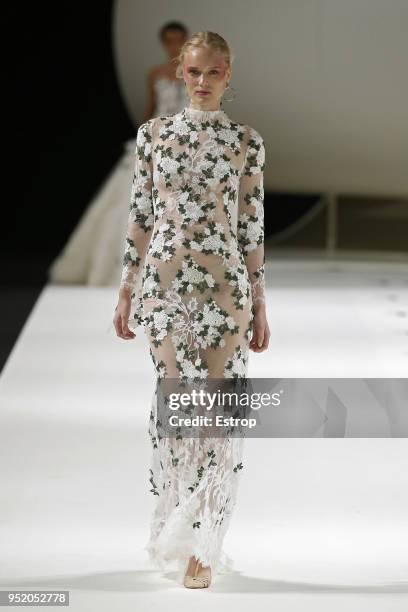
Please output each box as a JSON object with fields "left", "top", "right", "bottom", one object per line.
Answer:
{"left": 119, "top": 119, "right": 155, "bottom": 328}
{"left": 237, "top": 126, "right": 266, "bottom": 311}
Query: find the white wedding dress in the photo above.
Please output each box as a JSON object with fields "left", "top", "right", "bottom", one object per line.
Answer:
{"left": 48, "top": 77, "right": 189, "bottom": 286}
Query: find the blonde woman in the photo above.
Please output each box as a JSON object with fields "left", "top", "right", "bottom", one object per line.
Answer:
{"left": 113, "top": 31, "right": 270, "bottom": 589}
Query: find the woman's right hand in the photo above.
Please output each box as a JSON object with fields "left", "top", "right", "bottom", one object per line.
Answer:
{"left": 113, "top": 292, "right": 136, "bottom": 340}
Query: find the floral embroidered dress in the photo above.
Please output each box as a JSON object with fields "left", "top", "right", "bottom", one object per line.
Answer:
{"left": 119, "top": 105, "right": 266, "bottom": 583}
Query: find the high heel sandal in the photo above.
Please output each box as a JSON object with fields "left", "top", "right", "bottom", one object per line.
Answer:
{"left": 183, "top": 557, "right": 212, "bottom": 589}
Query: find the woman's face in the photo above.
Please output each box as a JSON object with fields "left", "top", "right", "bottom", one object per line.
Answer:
{"left": 182, "top": 47, "right": 231, "bottom": 109}
{"left": 161, "top": 29, "right": 187, "bottom": 59}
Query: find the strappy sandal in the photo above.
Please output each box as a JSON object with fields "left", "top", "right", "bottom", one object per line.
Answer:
{"left": 183, "top": 557, "right": 212, "bottom": 589}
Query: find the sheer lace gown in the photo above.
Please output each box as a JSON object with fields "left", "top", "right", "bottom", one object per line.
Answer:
{"left": 119, "top": 105, "right": 266, "bottom": 583}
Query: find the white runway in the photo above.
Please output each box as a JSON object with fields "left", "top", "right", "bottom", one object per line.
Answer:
{"left": 0, "top": 258, "right": 407, "bottom": 610}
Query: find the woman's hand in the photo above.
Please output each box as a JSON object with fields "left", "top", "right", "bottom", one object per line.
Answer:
{"left": 249, "top": 303, "right": 270, "bottom": 352}
{"left": 113, "top": 291, "right": 136, "bottom": 340}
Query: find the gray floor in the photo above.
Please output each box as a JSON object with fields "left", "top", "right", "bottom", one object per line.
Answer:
{"left": 0, "top": 258, "right": 407, "bottom": 610}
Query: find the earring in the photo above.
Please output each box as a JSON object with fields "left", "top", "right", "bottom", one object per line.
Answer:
{"left": 222, "top": 83, "right": 236, "bottom": 102}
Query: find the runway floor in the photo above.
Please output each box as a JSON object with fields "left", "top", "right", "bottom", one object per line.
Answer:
{"left": 0, "top": 258, "right": 407, "bottom": 610}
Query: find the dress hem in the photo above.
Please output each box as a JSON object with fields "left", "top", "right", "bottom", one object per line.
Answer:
{"left": 143, "top": 540, "right": 236, "bottom": 585}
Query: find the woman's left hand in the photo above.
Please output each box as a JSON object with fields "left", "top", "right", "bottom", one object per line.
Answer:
{"left": 249, "top": 304, "right": 270, "bottom": 352}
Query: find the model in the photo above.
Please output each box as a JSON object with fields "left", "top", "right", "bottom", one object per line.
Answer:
{"left": 113, "top": 31, "right": 270, "bottom": 589}
{"left": 48, "top": 22, "right": 189, "bottom": 286}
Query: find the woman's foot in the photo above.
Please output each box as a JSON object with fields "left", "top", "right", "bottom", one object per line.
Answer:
{"left": 184, "top": 555, "right": 197, "bottom": 579}
{"left": 183, "top": 555, "right": 212, "bottom": 589}
{"left": 195, "top": 559, "right": 211, "bottom": 588}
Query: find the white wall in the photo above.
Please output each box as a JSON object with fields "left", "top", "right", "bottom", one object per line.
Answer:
{"left": 113, "top": 0, "right": 408, "bottom": 196}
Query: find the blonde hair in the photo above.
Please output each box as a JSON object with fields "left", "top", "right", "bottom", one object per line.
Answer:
{"left": 174, "top": 31, "right": 234, "bottom": 79}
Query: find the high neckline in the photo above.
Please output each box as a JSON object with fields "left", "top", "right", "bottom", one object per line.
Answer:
{"left": 182, "top": 106, "right": 227, "bottom": 123}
